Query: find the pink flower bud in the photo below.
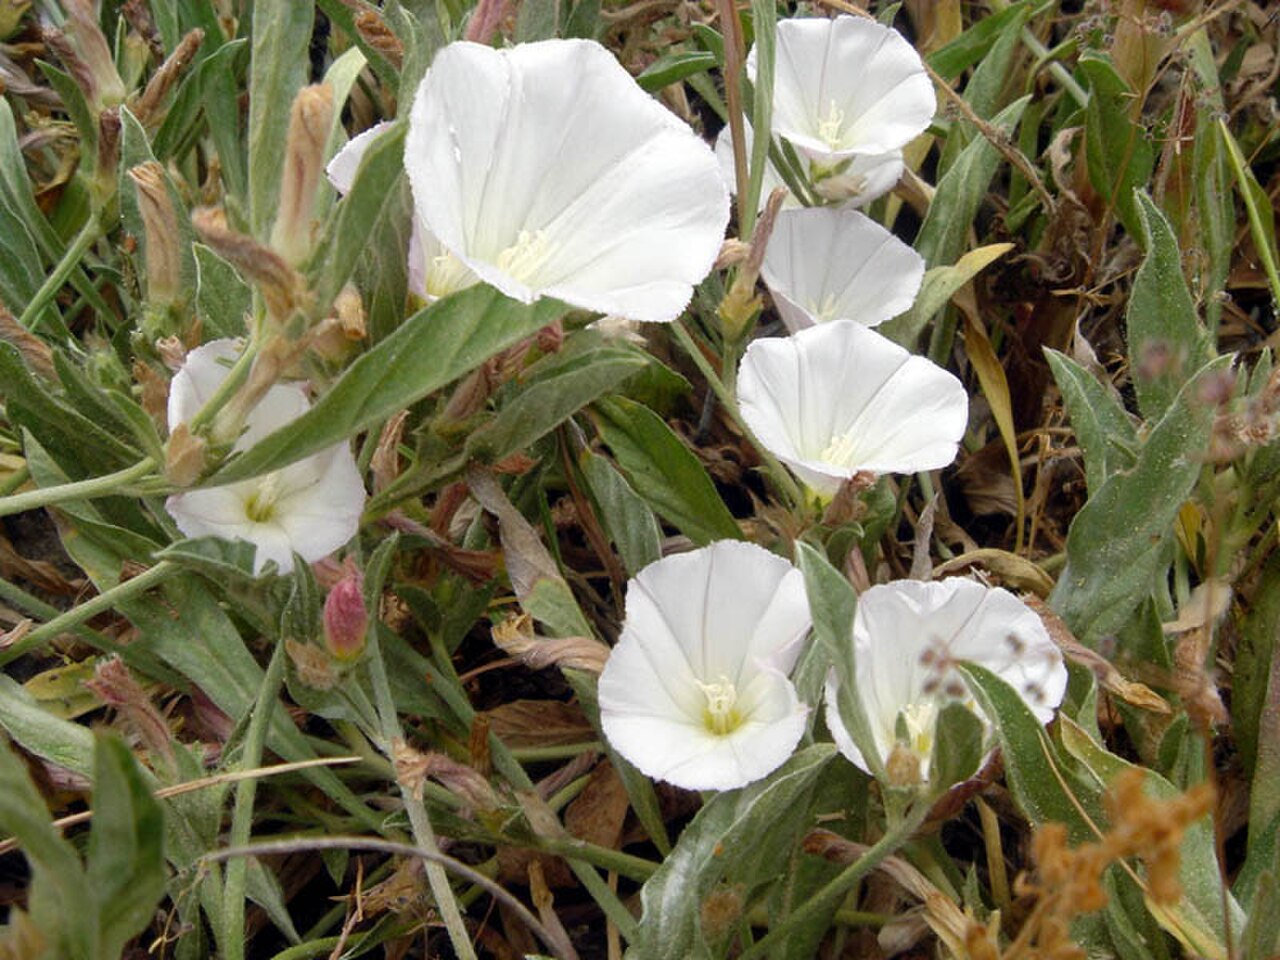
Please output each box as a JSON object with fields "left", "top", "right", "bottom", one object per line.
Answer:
{"left": 323, "top": 570, "right": 367, "bottom": 662}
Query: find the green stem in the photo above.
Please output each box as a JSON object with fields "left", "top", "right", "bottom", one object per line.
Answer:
{"left": 188, "top": 338, "right": 261, "bottom": 436}
{"left": 671, "top": 320, "right": 803, "bottom": 510}
{"left": 19, "top": 215, "right": 101, "bottom": 331}
{"left": 365, "top": 626, "right": 479, "bottom": 960}
{"left": 510, "top": 741, "right": 603, "bottom": 762}
{"left": 0, "top": 457, "right": 156, "bottom": 519}
{"left": 0, "top": 561, "right": 179, "bottom": 665}
{"left": 531, "top": 836, "right": 657, "bottom": 884}
{"left": 222, "top": 637, "right": 289, "bottom": 960}
{"left": 737, "top": 804, "right": 930, "bottom": 960}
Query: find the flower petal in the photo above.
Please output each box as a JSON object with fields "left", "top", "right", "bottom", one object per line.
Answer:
{"left": 275, "top": 447, "right": 366, "bottom": 565}
{"left": 762, "top": 206, "right": 925, "bottom": 331}
{"left": 406, "top": 39, "right": 729, "bottom": 322}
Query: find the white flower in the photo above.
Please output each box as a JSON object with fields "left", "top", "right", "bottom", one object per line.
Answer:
{"left": 405, "top": 39, "right": 729, "bottom": 323}
{"left": 761, "top": 206, "right": 925, "bottom": 332}
{"left": 758, "top": 16, "right": 935, "bottom": 169}
{"left": 164, "top": 340, "right": 365, "bottom": 575}
{"left": 717, "top": 16, "right": 933, "bottom": 210}
{"left": 824, "top": 578, "right": 1068, "bottom": 782}
{"left": 737, "top": 320, "right": 967, "bottom": 497}
{"left": 598, "top": 541, "right": 812, "bottom": 791}
{"left": 714, "top": 123, "right": 905, "bottom": 211}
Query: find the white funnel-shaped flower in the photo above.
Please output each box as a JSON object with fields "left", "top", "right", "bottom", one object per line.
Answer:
{"left": 598, "top": 540, "right": 813, "bottom": 791}
{"left": 737, "top": 320, "right": 967, "bottom": 497}
{"left": 824, "top": 578, "right": 1067, "bottom": 782}
{"left": 405, "top": 39, "right": 730, "bottom": 323}
{"left": 165, "top": 340, "right": 365, "bottom": 575}
{"left": 761, "top": 206, "right": 925, "bottom": 332}
{"left": 755, "top": 16, "right": 935, "bottom": 168}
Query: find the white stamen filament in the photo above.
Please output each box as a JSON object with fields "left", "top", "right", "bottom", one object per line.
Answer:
{"left": 817, "top": 100, "right": 845, "bottom": 148}
{"left": 494, "top": 229, "right": 553, "bottom": 284}
{"left": 425, "top": 250, "right": 475, "bottom": 299}
{"left": 819, "top": 430, "right": 861, "bottom": 469}
{"left": 243, "top": 471, "right": 283, "bottom": 523}
{"left": 697, "top": 675, "right": 742, "bottom": 736}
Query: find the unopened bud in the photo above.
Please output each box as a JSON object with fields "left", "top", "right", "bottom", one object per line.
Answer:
{"left": 718, "top": 188, "right": 786, "bottom": 342}
{"left": 285, "top": 637, "right": 338, "bottom": 690}
{"left": 354, "top": 10, "right": 404, "bottom": 69}
{"left": 323, "top": 568, "right": 367, "bottom": 662}
{"left": 271, "top": 84, "right": 334, "bottom": 267}
{"left": 0, "top": 300, "right": 56, "bottom": 380}
{"left": 129, "top": 162, "right": 182, "bottom": 312}
{"left": 61, "top": 0, "right": 127, "bottom": 110}
{"left": 130, "top": 28, "right": 205, "bottom": 128}
{"left": 165, "top": 422, "right": 207, "bottom": 487}
{"left": 310, "top": 283, "right": 366, "bottom": 362}
{"left": 95, "top": 107, "right": 121, "bottom": 198}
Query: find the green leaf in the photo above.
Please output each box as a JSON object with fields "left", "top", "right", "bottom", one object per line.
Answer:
{"left": 0, "top": 736, "right": 96, "bottom": 959}
{"left": 1049, "top": 355, "right": 1231, "bottom": 645}
{"left": 931, "top": 701, "right": 986, "bottom": 791}
{"left": 516, "top": 0, "right": 560, "bottom": 41}
{"left": 590, "top": 396, "right": 740, "bottom": 545}
{"left": 959, "top": 662, "right": 1102, "bottom": 842}
{"left": 87, "top": 734, "right": 168, "bottom": 958}
{"left": 0, "top": 344, "right": 139, "bottom": 477}
{"left": 1127, "top": 191, "right": 1213, "bottom": 420}
{"left": 927, "top": 0, "right": 1050, "bottom": 80}
{"left": 637, "top": 50, "right": 718, "bottom": 92}
{"left": 211, "top": 287, "right": 571, "bottom": 483}
{"left": 467, "top": 467, "right": 593, "bottom": 639}
{"left": 466, "top": 340, "right": 650, "bottom": 463}
{"left": 1080, "top": 55, "right": 1155, "bottom": 239}
{"left": 916, "top": 96, "right": 1029, "bottom": 270}
{"left": 1218, "top": 118, "right": 1280, "bottom": 311}
{"left": 1242, "top": 554, "right": 1280, "bottom": 866}
{"left": 198, "top": 39, "right": 250, "bottom": 202}
{"left": 1044, "top": 349, "right": 1138, "bottom": 493}
{"left": 195, "top": 242, "right": 252, "bottom": 339}
{"left": 893, "top": 243, "right": 1013, "bottom": 342}
{"left": 578, "top": 449, "right": 662, "bottom": 576}
{"left": 793, "top": 541, "right": 883, "bottom": 783}
{"left": 634, "top": 744, "right": 836, "bottom": 959}
{"left": 155, "top": 536, "right": 263, "bottom": 582}
{"left": 247, "top": 0, "right": 313, "bottom": 236}
{"left": 0, "top": 674, "right": 97, "bottom": 777}
{"left": 305, "top": 121, "right": 407, "bottom": 314}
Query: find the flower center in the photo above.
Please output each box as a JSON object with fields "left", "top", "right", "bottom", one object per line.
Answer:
{"left": 898, "top": 700, "right": 940, "bottom": 762}
{"left": 697, "top": 675, "right": 743, "bottom": 736}
{"left": 817, "top": 100, "right": 845, "bottom": 149}
{"left": 812, "top": 293, "right": 840, "bottom": 323}
{"left": 243, "top": 472, "right": 283, "bottom": 523}
{"left": 495, "top": 229, "right": 553, "bottom": 284}
{"left": 819, "top": 431, "right": 861, "bottom": 469}
{"left": 425, "top": 250, "right": 475, "bottom": 299}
